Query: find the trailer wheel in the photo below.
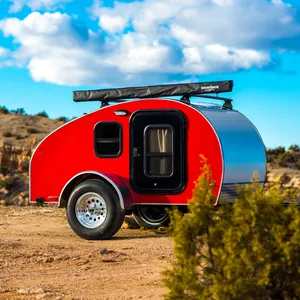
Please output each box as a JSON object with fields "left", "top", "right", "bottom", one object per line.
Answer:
{"left": 132, "top": 205, "right": 169, "bottom": 229}
{"left": 66, "top": 179, "right": 124, "bottom": 240}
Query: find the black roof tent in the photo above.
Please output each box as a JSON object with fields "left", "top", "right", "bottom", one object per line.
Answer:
{"left": 73, "top": 80, "right": 234, "bottom": 110}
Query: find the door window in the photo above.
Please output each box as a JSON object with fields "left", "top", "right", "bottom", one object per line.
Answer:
{"left": 145, "top": 126, "right": 173, "bottom": 176}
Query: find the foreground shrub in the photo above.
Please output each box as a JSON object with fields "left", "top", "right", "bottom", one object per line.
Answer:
{"left": 163, "top": 161, "right": 300, "bottom": 300}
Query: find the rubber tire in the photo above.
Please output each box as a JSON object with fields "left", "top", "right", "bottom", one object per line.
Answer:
{"left": 132, "top": 205, "right": 170, "bottom": 229}
{"left": 66, "top": 179, "right": 125, "bottom": 240}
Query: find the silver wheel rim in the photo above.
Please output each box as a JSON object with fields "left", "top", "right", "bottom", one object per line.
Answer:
{"left": 75, "top": 192, "right": 107, "bottom": 229}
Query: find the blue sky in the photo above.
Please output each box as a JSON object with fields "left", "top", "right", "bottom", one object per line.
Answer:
{"left": 0, "top": 0, "right": 300, "bottom": 149}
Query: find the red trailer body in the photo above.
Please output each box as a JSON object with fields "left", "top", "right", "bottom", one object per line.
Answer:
{"left": 30, "top": 81, "right": 266, "bottom": 240}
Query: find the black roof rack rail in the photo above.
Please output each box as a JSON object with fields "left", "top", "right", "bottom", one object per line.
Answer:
{"left": 73, "top": 80, "right": 234, "bottom": 104}
{"left": 183, "top": 94, "right": 233, "bottom": 110}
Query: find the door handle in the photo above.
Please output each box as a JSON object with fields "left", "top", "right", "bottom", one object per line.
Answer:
{"left": 133, "top": 147, "right": 140, "bottom": 157}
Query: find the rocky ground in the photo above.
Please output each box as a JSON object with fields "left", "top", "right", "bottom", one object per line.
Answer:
{"left": 0, "top": 206, "right": 172, "bottom": 300}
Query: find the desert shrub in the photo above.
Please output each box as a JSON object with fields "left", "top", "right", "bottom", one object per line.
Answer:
{"left": 36, "top": 111, "right": 49, "bottom": 118}
{"left": 15, "top": 108, "right": 26, "bottom": 115}
{"left": 163, "top": 160, "right": 300, "bottom": 300}
{"left": 278, "top": 152, "right": 297, "bottom": 167}
{"left": 289, "top": 144, "right": 300, "bottom": 152}
{"left": 56, "top": 116, "right": 68, "bottom": 122}
{"left": 0, "top": 165, "right": 8, "bottom": 176}
{"left": 267, "top": 146, "right": 285, "bottom": 156}
{"left": 3, "top": 131, "right": 13, "bottom": 137}
{"left": 15, "top": 134, "right": 24, "bottom": 140}
{"left": 1, "top": 177, "right": 14, "bottom": 190}
{"left": 27, "top": 127, "right": 40, "bottom": 134}
{"left": 0, "top": 106, "right": 10, "bottom": 114}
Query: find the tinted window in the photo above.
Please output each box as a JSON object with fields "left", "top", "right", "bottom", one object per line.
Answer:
{"left": 94, "top": 122, "right": 122, "bottom": 157}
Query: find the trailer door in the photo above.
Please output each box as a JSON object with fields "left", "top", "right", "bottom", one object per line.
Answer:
{"left": 130, "top": 110, "right": 186, "bottom": 194}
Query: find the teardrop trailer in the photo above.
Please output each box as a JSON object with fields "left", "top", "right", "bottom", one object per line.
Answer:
{"left": 29, "top": 80, "right": 267, "bottom": 240}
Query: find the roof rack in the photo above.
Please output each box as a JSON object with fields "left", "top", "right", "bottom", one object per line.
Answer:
{"left": 73, "top": 80, "right": 234, "bottom": 109}
{"left": 182, "top": 94, "right": 233, "bottom": 110}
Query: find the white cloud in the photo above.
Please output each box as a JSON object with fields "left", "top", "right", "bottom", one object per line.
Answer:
{"left": 182, "top": 45, "right": 270, "bottom": 74}
{"left": 0, "top": 0, "right": 300, "bottom": 86}
{"left": 0, "top": 47, "right": 9, "bottom": 56}
{"left": 8, "top": 0, "right": 72, "bottom": 13}
{"left": 212, "top": 0, "right": 233, "bottom": 6}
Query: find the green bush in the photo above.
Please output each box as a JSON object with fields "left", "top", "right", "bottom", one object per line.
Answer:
{"left": 163, "top": 160, "right": 300, "bottom": 300}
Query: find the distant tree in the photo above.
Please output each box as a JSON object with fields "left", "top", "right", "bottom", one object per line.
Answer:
{"left": 56, "top": 116, "right": 69, "bottom": 123}
{"left": 278, "top": 151, "right": 297, "bottom": 167}
{"left": 36, "top": 111, "right": 49, "bottom": 118}
{"left": 0, "top": 106, "right": 10, "bottom": 115}
{"left": 266, "top": 146, "right": 286, "bottom": 156}
{"left": 16, "top": 108, "right": 26, "bottom": 115}
{"left": 289, "top": 144, "right": 300, "bottom": 152}
{"left": 163, "top": 160, "right": 300, "bottom": 300}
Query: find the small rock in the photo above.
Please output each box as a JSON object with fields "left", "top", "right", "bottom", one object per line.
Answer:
{"left": 0, "top": 286, "right": 7, "bottom": 293}
{"left": 99, "top": 248, "right": 115, "bottom": 255}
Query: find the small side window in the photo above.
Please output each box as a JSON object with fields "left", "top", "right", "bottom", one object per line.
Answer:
{"left": 94, "top": 122, "right": 122, "bottom": 157}
{"left": 144, "top": 125, "right": 174, "bottom": 177}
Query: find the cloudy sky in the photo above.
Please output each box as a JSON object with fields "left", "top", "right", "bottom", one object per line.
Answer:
{"left": 0, "top": 0, "right": 299, "bottom": 148}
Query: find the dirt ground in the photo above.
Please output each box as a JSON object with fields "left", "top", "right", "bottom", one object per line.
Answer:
{"left": 0, "top": 206, "right": 173, "bottom": 300}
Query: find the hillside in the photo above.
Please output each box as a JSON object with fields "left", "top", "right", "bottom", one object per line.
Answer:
{"left": 0, "top": 113, "right": 63, "bottom": 149}
{"left": 0, "top": 111, "right": 66, "bottom": 204}
{"left": 0, "top": 109, "right": 299, "bottom": 205}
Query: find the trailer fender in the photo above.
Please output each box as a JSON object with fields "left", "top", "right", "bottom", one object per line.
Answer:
{"left": 58, "top": 171, "right": 134, "bottom": 209}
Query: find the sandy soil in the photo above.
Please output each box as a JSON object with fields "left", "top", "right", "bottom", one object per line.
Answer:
{"left": 0, "top": 206, "right": 173, "bottom": 300}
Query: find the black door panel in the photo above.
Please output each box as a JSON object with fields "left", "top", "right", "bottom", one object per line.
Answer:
{"left": 130, "top": 110, "right": 186, "bottom": 194}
